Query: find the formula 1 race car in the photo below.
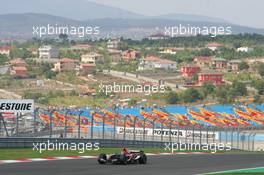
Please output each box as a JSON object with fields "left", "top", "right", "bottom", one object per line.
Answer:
{"left": 98, "top": 150, "right": 147, "bottom": 165}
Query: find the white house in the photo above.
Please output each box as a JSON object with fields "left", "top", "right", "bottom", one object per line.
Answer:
{"left": 159, "top": 48, "right": 177, "bottom": 55}
{"left": 81, "top": 52, "right": 103, "bottom": 64}
{"left": 138, "top": 55, "right": 177, "bottom": 70}
{"left": 38, "top": 45, "right": 59, "bottom": 59}
{"left": 107, "top": 38, "right": 120, "bottom": 49}
{"left": 147, "top": 34, "right": 169, "bottom": 40}
{"left": 0, "top": 46, "right": 12, "bottom": 56}
{"left": 237, "top": 47, "right": 253, "bottom": 52}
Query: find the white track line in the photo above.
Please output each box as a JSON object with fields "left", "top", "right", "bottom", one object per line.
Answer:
{"left": 0, "top": 152, "right": 211, "bottom": 165}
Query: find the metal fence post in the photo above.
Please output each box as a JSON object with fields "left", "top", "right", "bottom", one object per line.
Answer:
{"left": 91, "top": 112, "right": 94, "bottom": 139}
{"left": 161, "top": 123, "right": 164, "bottom": 142}
{"left": 206, "top": 126, "right": 209, "bottom": 144}
{"left": 102, "top": 114, "right": 105, "bottom": 139}
{"left": 64, "top": 109, "right": 70, "bottom": 138}
{"left": 242, "top": 132, "right": 245, "bottom": 150}
{"left": 143, "top": 118, "right": 148, "bottom": 141}
{"left": 225, "top": 127, "right": 228, "bottom": 145}
{"left": 113, "top": 115, "right": 116, "bottom": 140}
{"left": 252, "top": 133, "right": 256, "bottom": 151}
{"left": 33, "top": 108, "right": 38, "bottom": 135}
{"left": 16, "top": 113, "right": 19, "bottom": 136}
{"left": 133, "top": 116, "right": 137, "bottom": 141}
{"left": 199, "top": 126, "right": 202, "bottom": 146}
{"left": 78, "top": 110, "right": 84, "bottom": 139}
{"left": 49, "top": 109, "right": 55, "bottom": 138}
{"left": 231, "top": 127, "right": 234, "bottom": 148}
{"left": 212, "top": 126, "right": 215, "bottom": 143}
{"left": 192, "top": 125, "right": 195, "bottom": 143}
{"left": 185, "top": 127, "right": 187, "bottom": 144}
{"left": 123, "top": 115, "right": 128, "bottom": 140}
{"left": 152, "top": 118, "right": 157, "bottom": 141}
{"left": 169, "top": 121, "right": 172, "bottom": 143}
{"left": 219, "top": 127, "right": 222, "bottom": 143}
{"left": 177, "top": 121, "right": 180, "bottom": 144}
{"left": 0, "top": 113, "right": 9, "bottom": 137}
{"left": 248, "top": 133, "right": 253, "bottom": 151}
{"left": 237, "top": 126, "right": 240, "bottom": 149}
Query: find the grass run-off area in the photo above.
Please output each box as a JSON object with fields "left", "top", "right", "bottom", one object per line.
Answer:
{"left": 0, "top": 147, "right": 263, "bottom": 160}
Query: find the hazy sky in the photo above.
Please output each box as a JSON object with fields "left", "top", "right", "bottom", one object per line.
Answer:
{"left": 87, "top": 0, "right": 264, "bottom": 28}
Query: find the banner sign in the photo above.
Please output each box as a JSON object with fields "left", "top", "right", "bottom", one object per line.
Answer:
{"left": 0, "top": 99, "right": 34, "bottom": 113}
{"left": 116, "top": 127, "right": 219, "bottom": 140}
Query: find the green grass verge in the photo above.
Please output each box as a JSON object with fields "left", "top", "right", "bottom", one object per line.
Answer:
{"left": 205, "top": 167, "right": 264, "bottom": 174}
{"left": 0, "top": 147, "right": 213, "bottom": 160}
{"left": 0, "top": 148, "right": 160, "bottom": 160}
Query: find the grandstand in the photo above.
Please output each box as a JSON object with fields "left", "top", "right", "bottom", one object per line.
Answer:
{"left": 0, "top": 104, "right": 264, "bottom": 150}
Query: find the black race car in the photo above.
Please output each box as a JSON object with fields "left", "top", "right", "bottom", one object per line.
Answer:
{"left": 98, "top": 150, "right": 147, "bottom": 165}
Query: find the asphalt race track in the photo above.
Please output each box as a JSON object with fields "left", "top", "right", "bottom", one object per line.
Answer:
{"left": 1, "top": 154, "right": 264, "bottom": 175}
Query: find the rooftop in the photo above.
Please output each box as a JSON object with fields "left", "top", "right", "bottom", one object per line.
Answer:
{"left": 0, "top": 45, "right": 12, "bottom": 51}
{"left": 13, "top": 66, "right": 27, "bottom": 71}
{"left": 60, "top": 58, "right": 79, "bottom": 63}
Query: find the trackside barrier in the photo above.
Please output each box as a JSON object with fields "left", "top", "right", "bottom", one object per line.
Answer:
{"left": 0, "top": 109, "right": 263, "bottom": 151}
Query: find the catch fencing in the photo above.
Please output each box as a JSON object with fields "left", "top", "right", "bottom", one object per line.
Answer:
{"left": 0, "top": 109, "right": 263, "bottom": 151}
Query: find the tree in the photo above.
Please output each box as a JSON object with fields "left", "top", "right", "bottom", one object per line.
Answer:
{"left": 238, "top": 61, "right": 249, "bottom": 70}
{"left": 202, "top": 82, "right": 215, "bottom": 96}
{"left": 0, "top": 54, "right": 8, "bottom": 65}
{"left": 166, "top": 91, "right": 179, "bottom": 104}
{"left": 128, "top": 98, "right": 137, "bottom": 106}
{"left": 59, "top": 33, "right": 69, "bottom": 44}
{"left": 253, "top": 95, "right": 263, "bottom": 104}
{"left": 181, "top": 88, "right": 202, "bottom": 103}
{"left": 215, "top": 86, "right": 234, "bottom": 104}
{"left": 45, "top": 70, "right": 57, "bottom": 79}
{"left": 257, "top": 63, "right": 264, "bottom": 77}
{"left": 230, "top": 81, "right": 248, "bottom": 96}
{"left": 253, "top": 79, "right": 264, "bottom": 95}
{"left": 199, "top": 48, "right": 213, "bottom": 56}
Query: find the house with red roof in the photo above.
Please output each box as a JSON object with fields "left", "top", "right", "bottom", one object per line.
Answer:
{"left": 181, "top": 64, "right": 201, "bottom": 77}
{"left": 54, "top": 58, "right": 79, "bottom": 72}
{"left": 71, "top": 44, "right": 92, "bottom": 51}
{"left": 122, "top": 49, "right": 141, "bottom": 62}
{"left": 11, "top": 66, "right": 28, "bottom": 78}
{"left": 206, "top": 42, "right": 222, "bottom": 51}
{"left": 9, "top": 58, "right": 27, "bottom": 67}
{"left": 198, "top": 70, "right": 224, "bottom": 86}
{"left": 211, "top": 58, "right": 227, "bottom": 69}
{"left": 0, "top": 46, "right": 12, "bottom": 56}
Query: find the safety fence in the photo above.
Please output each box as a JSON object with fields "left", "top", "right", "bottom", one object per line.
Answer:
{"left": 0, "top": 108, "right": 263, "bottom": 151}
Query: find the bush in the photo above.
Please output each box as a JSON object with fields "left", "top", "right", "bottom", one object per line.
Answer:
{"left": 166, "top": 91, "right": 179, "bottom": 104}
{"left": 180, "top": 88, "right": 202, "bottom": 103}
{"left": 37, "top": 97, "right": 49, "bottom": 104}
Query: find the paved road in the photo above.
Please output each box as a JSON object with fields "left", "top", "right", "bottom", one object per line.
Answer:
{"left": 1, "top": 154, "right": 264, "bottom": 175}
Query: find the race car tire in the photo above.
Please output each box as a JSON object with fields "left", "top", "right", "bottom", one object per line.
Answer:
{"left": 98, "top": 153, "right": 107, "bottom": 164}
{"left": 119, "top": 155, "right": 128, "bottom": 165}
{"left": 139, "top": 154, "right": 147, "bottom": 164}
